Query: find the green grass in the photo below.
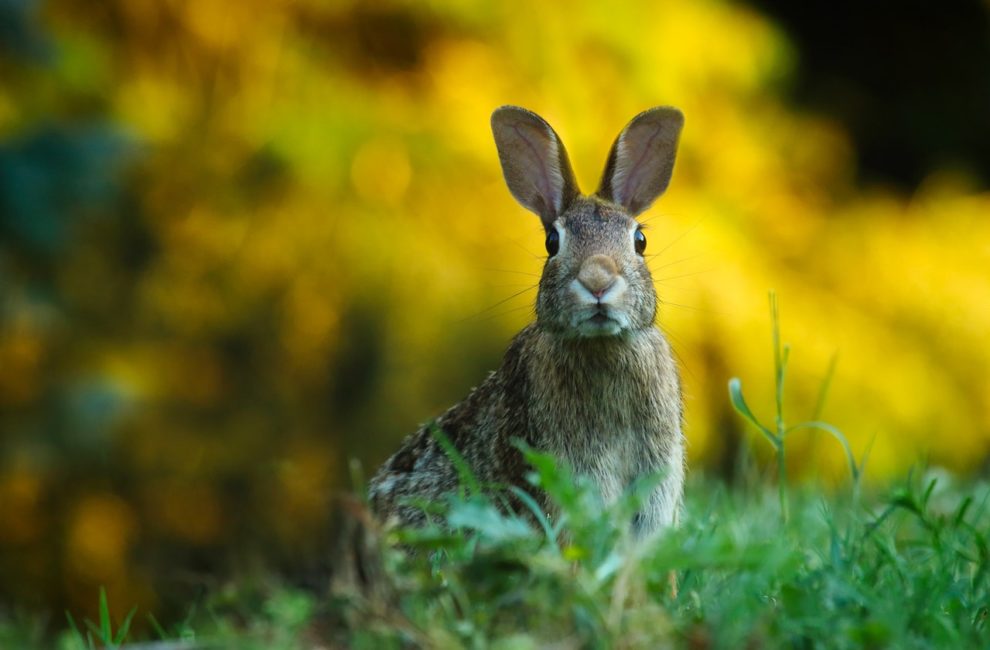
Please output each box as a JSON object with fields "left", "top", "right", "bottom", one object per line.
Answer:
{"left": 24, "top": 464, "right": 985, "bottom": 649}
{"left": 334, "top": 456, "right": 990, "bottom": 649}
{"left": 4, "top": 460, "right": 988, "bottom": 648}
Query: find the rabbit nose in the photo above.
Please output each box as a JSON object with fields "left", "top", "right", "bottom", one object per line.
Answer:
{"left": 578, "top": 255, "right": 619, "bottom": 298}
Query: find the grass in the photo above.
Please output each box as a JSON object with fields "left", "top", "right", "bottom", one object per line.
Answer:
{"left": 5, "top": 299, "right": 990, "bottom": 648}
{"left": 4, "top": 462, "right": 989, "bottom": 649}
{"left": 64, "top": 588, "right": 136, "bottom": 650}
{"left": 25, "top": 465, "right": 986, "bottom": 649}
{"left": 729, "top": 291, "right": 864, "bottom": 523}
{"left": 332, "top": 458, "right": 990, "bottom": 649}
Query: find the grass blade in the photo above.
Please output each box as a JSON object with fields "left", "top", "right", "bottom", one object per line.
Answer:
{"left": 65, "top": 611, "right": 91, "bottom": 650}
{"left": 430, "top": 422, "right": 481, "bottom": 495}
{"left": 147, "top": 612, "right": 167, "bottom": 640}
{"left": 508, "top": 485, "right": 558, "bottom": 548}
{"left": 812, "top": 353, "right": 839, "bottom": 421}
{"left": 728, "top": 378, "right": 778, "bottom": 446}
{"left": 787, "top": 420, "right": 859, "bottom": 481}
{"left": 99, "top": 587, "right": 111, "bottom": 643}
{"left": 114, "top": 605, "right": 137, "bottom": 645}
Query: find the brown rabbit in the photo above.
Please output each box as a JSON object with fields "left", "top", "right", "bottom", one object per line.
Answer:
{"left": 369, "top": 106, "right": 685, "bottom": 537}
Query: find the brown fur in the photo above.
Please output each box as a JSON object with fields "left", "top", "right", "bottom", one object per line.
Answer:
{"left": 369, "top": 107, "right": 686, "bottom": 537}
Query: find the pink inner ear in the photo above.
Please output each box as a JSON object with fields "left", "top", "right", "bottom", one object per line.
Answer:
{"left": 512, "top": 123, "right": 564, "bottom": 211}
{"left": 512, "top": 123, "right": 555, "bottom": 211}
{"left": 617, "top": 123, "right": 664, "bottom": 207}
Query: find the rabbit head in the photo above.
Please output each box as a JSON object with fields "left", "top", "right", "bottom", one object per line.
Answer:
{"left": 491, "top": 106, "right": 684, "bottom": 338}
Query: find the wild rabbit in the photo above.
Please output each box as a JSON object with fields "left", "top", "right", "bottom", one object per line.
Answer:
{"left": 369, "top": 106, "right": 685, "bottom": 537}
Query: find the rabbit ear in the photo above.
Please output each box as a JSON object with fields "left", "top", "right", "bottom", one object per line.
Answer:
{"left": 491, "top": 106, "right": 580, "bottom": 226}
{"left": 596, "top": 107, "right": 684, "bottom": 216}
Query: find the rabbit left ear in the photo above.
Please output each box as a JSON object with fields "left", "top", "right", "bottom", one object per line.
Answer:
{"left": 597, "top": 107, "right": 684, "bottom": 216}
{"left": 491, "top": 106, "right": 580, "bottom": 227}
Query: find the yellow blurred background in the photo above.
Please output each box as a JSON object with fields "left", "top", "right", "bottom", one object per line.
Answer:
{"left": 1, "top": 0, "right": 988, "bottom": 625}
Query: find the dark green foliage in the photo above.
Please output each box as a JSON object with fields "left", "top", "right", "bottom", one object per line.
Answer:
{"left": 0, "top": 125, "right": 131, "bottom": 255}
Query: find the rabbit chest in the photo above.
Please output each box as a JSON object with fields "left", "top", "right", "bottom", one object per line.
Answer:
{"left": 525, "top": 327, "right": 683, "bottom": 505}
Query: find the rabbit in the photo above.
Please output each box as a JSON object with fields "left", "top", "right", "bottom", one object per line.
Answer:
{"left": 368, "top": 105, "right": 685, "bottom": 538}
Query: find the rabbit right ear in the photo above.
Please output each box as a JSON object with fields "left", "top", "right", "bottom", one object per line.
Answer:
{"left": 491, "top": 106, "right": 580, "bottom": 227}
{"left": 597, "top": 107, "right": 684, "bottom": 217}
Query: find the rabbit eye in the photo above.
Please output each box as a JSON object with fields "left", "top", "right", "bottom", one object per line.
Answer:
{"left": 545, "top": 229, "right": 560, "bottom": 257}
{"left": 634, "top": 229, "right": 647, "bottom": 255}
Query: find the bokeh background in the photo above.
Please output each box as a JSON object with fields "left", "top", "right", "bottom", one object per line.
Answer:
{"left": 2, "top": 0, "right": 989, "bottom": 627}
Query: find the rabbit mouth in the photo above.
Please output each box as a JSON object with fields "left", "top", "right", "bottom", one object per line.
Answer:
{"left": 573, "top": 308, "right": 625, "bottom": 337}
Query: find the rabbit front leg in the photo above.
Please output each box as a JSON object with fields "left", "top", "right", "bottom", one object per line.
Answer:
{"left": 630, "top": 456, "right": 684, "bottom": 538}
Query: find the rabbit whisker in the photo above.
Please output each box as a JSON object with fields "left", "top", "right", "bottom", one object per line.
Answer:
{"left": 470, "top": 303, "right": 538, "bottom": 324}
{"left": 660, "top": 300, "right": 729, "bottom": 316}
{"left": 460, "top": 285, "right": 538, "bottom": 322}
{"left": 646, "top": 253, "right": 706, "bottom": 269}
{"left": 511, "top": 237, "right": 546, "bottom": 261}
{"left": 654, "top": 320, "right": 697, "bottom": 382}
{"left": 651, "top": 218, "right": 706, "bottom": 259}
{"left": 655, "top": 268, "right": 714, "bottom": 283}
{"left": 485, "top": 268, "right": 542, "bottom": 278}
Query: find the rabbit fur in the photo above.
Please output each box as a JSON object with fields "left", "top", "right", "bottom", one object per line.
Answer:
{"left": 369, "top": 106, "right": 686, "bottom": 537}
